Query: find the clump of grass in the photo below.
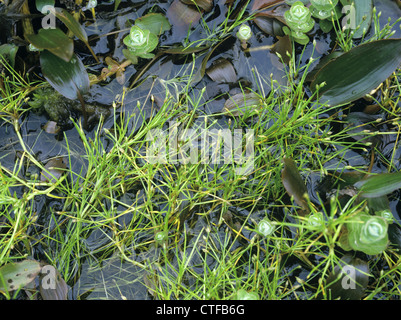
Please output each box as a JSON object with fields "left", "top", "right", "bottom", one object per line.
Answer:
{"left": 1, "top": 4, "right": 401, "bottom": 300}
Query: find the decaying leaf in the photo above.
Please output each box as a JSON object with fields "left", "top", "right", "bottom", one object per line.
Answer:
{"left": 167, "top": 0, "right": 201, "bottom": 28}
{"left": 41, "top": 157, "right": 67, "bottom": 182}
{"left": 0, "top": 260, "right": 41, "bottom": 293}
{"left": 222, "top": 92, "right": 260, "bottom": 116}
{"left": 43, "top": 121, "right": 60, "bottom": 134}
{"left": 206, "top": 58, "right": 237, "bottom": 83}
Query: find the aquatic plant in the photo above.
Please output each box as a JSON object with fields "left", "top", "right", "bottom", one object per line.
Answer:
{"left": 257, "top": 218, "right": 275, "bottom": 237}
{"left": 236, "top": 24, "right": 252, "bottom": 49}
{"left": 345, "top": 213, "right": 388, "bottom": 255}
{"left": 123, "top": 13, "right": 171, "bottom": 64}
{"left": 307, "top": 212, "right": 325, "bottom": 228}
{"left": 155, "top": 231, "right": 169, "bottom": 245}
{"left": 283, "top": 1, "right": 315, "bottom": 45}
{"left": 123, "top": 26, "right": 159, "bottom": 60}
{"left": 310, "top": 0, "right": 339, "bottom": 20}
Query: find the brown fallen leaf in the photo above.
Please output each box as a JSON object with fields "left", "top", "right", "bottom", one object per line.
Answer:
{"left": 281, "top": 157, "right": 309, "bottom": 215}
{"left": 40, "top": 157, "right": 67, "bottom": 183}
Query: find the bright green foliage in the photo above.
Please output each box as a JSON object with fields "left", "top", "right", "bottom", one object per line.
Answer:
{"left": 236, "top": 24, "right": 252, "bottom": 42}
{"left": 236, "top": 289, "right": 259, "bottom": 300}
{"left": 346, "top": 213, "right": 388, "bottom": 255}
{"left": 283, "top": 1, "right": 315, "bottom": 45}
{"left": 124, "top": 26, "right": 159, "bottom": 59}
{"left": 155, "top": 231, "right": 168, "bottom": 245}
{"left": 257, "top": 218, "right": 275, "bottom": 237}
{"left": 310, "top": 0, "right": 339, "bottom": 20}
{"left": 123, "top": 13, "right": 171, "bottom": 63}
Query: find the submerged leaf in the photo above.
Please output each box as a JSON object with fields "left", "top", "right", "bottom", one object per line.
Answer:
{"left": 135, "top": 13, "right": 171, "bottom": 36}
{"left": 326, "top": 254, "right": 369, "bottom": 300}
{"left": 251, "top": 0, "right": 284, "bottom": 11}
{"left": 164, "top": 45, "right": 209, "bottom": 54}
{"left": 39, "top": 265, "right": 69, "bottom": 300}
{"left": 270, "top": 35, "right": 292, "bottom": 64}
{"left": 254, "top": 15, "right": 285, "bottom": 37}
{"left": 253, "top": 4, "right": 288, "bottom": 37}
{"left": 180, "top": 0, "right": 214, "bottom": 12}
{"left": 281, "top": 158, "right": 309, "bottom": 214}
{"left": 167, "top": 0, "right": 201, "bottom": 28}
{"left": 222, "top": 92, "right": 260, "bottom": 116}
{"left": 206, "top": 58, "right": 237, "bottom": 83}
{"left": 43, "top": 121, "right": 60, "bottom": 134}
{"left": 310, "top": 38, "right": 401, "bottom": 107}
{"left": 41, "top": 157, "right": 67, "bottom": 182}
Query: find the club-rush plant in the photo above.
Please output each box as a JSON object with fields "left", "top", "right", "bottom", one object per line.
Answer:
{"left": 283, "top": 1, "right": 315, "bottom": 45}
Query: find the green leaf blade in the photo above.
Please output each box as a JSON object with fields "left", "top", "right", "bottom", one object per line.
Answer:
{"left": 40, "top": 50, "right": 90, "bottom": 100}
{"left": 310, "top": 38, "right": 401, "bottom": 107}
{"left": 25, "top": 28, "right": 73, "bottom": 62}
{"left": 354, "top": 171, "right": 401, "bottom": 198}
{"left": 54, "top": 7, "right": 88, "bottom": 43}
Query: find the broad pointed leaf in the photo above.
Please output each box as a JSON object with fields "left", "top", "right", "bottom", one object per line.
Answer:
{"left": 54, "top": 8, "right": 87, "bottom": 42}
{"left": 25, "top": 28, "right": 73, "bottom": 62}
{"left": 53, "top": 7, "right": 98, "bottom": 62}
{"left": 310, "top": 38, "right": 401, "bottom": 107}
{"left": 40, "top": 50, "right": 90, "bottom": 100}
{"left": 39, "top": 265, "right": 69, "bottom": 300}
{"left": 326, "top": 254, "right": 369, "bottom": 300}
{"left": 354, "top": 171, "right": 401, "bottom": 198}
{"left": 206, "top": 58, "right": 237, "bottom": 83}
